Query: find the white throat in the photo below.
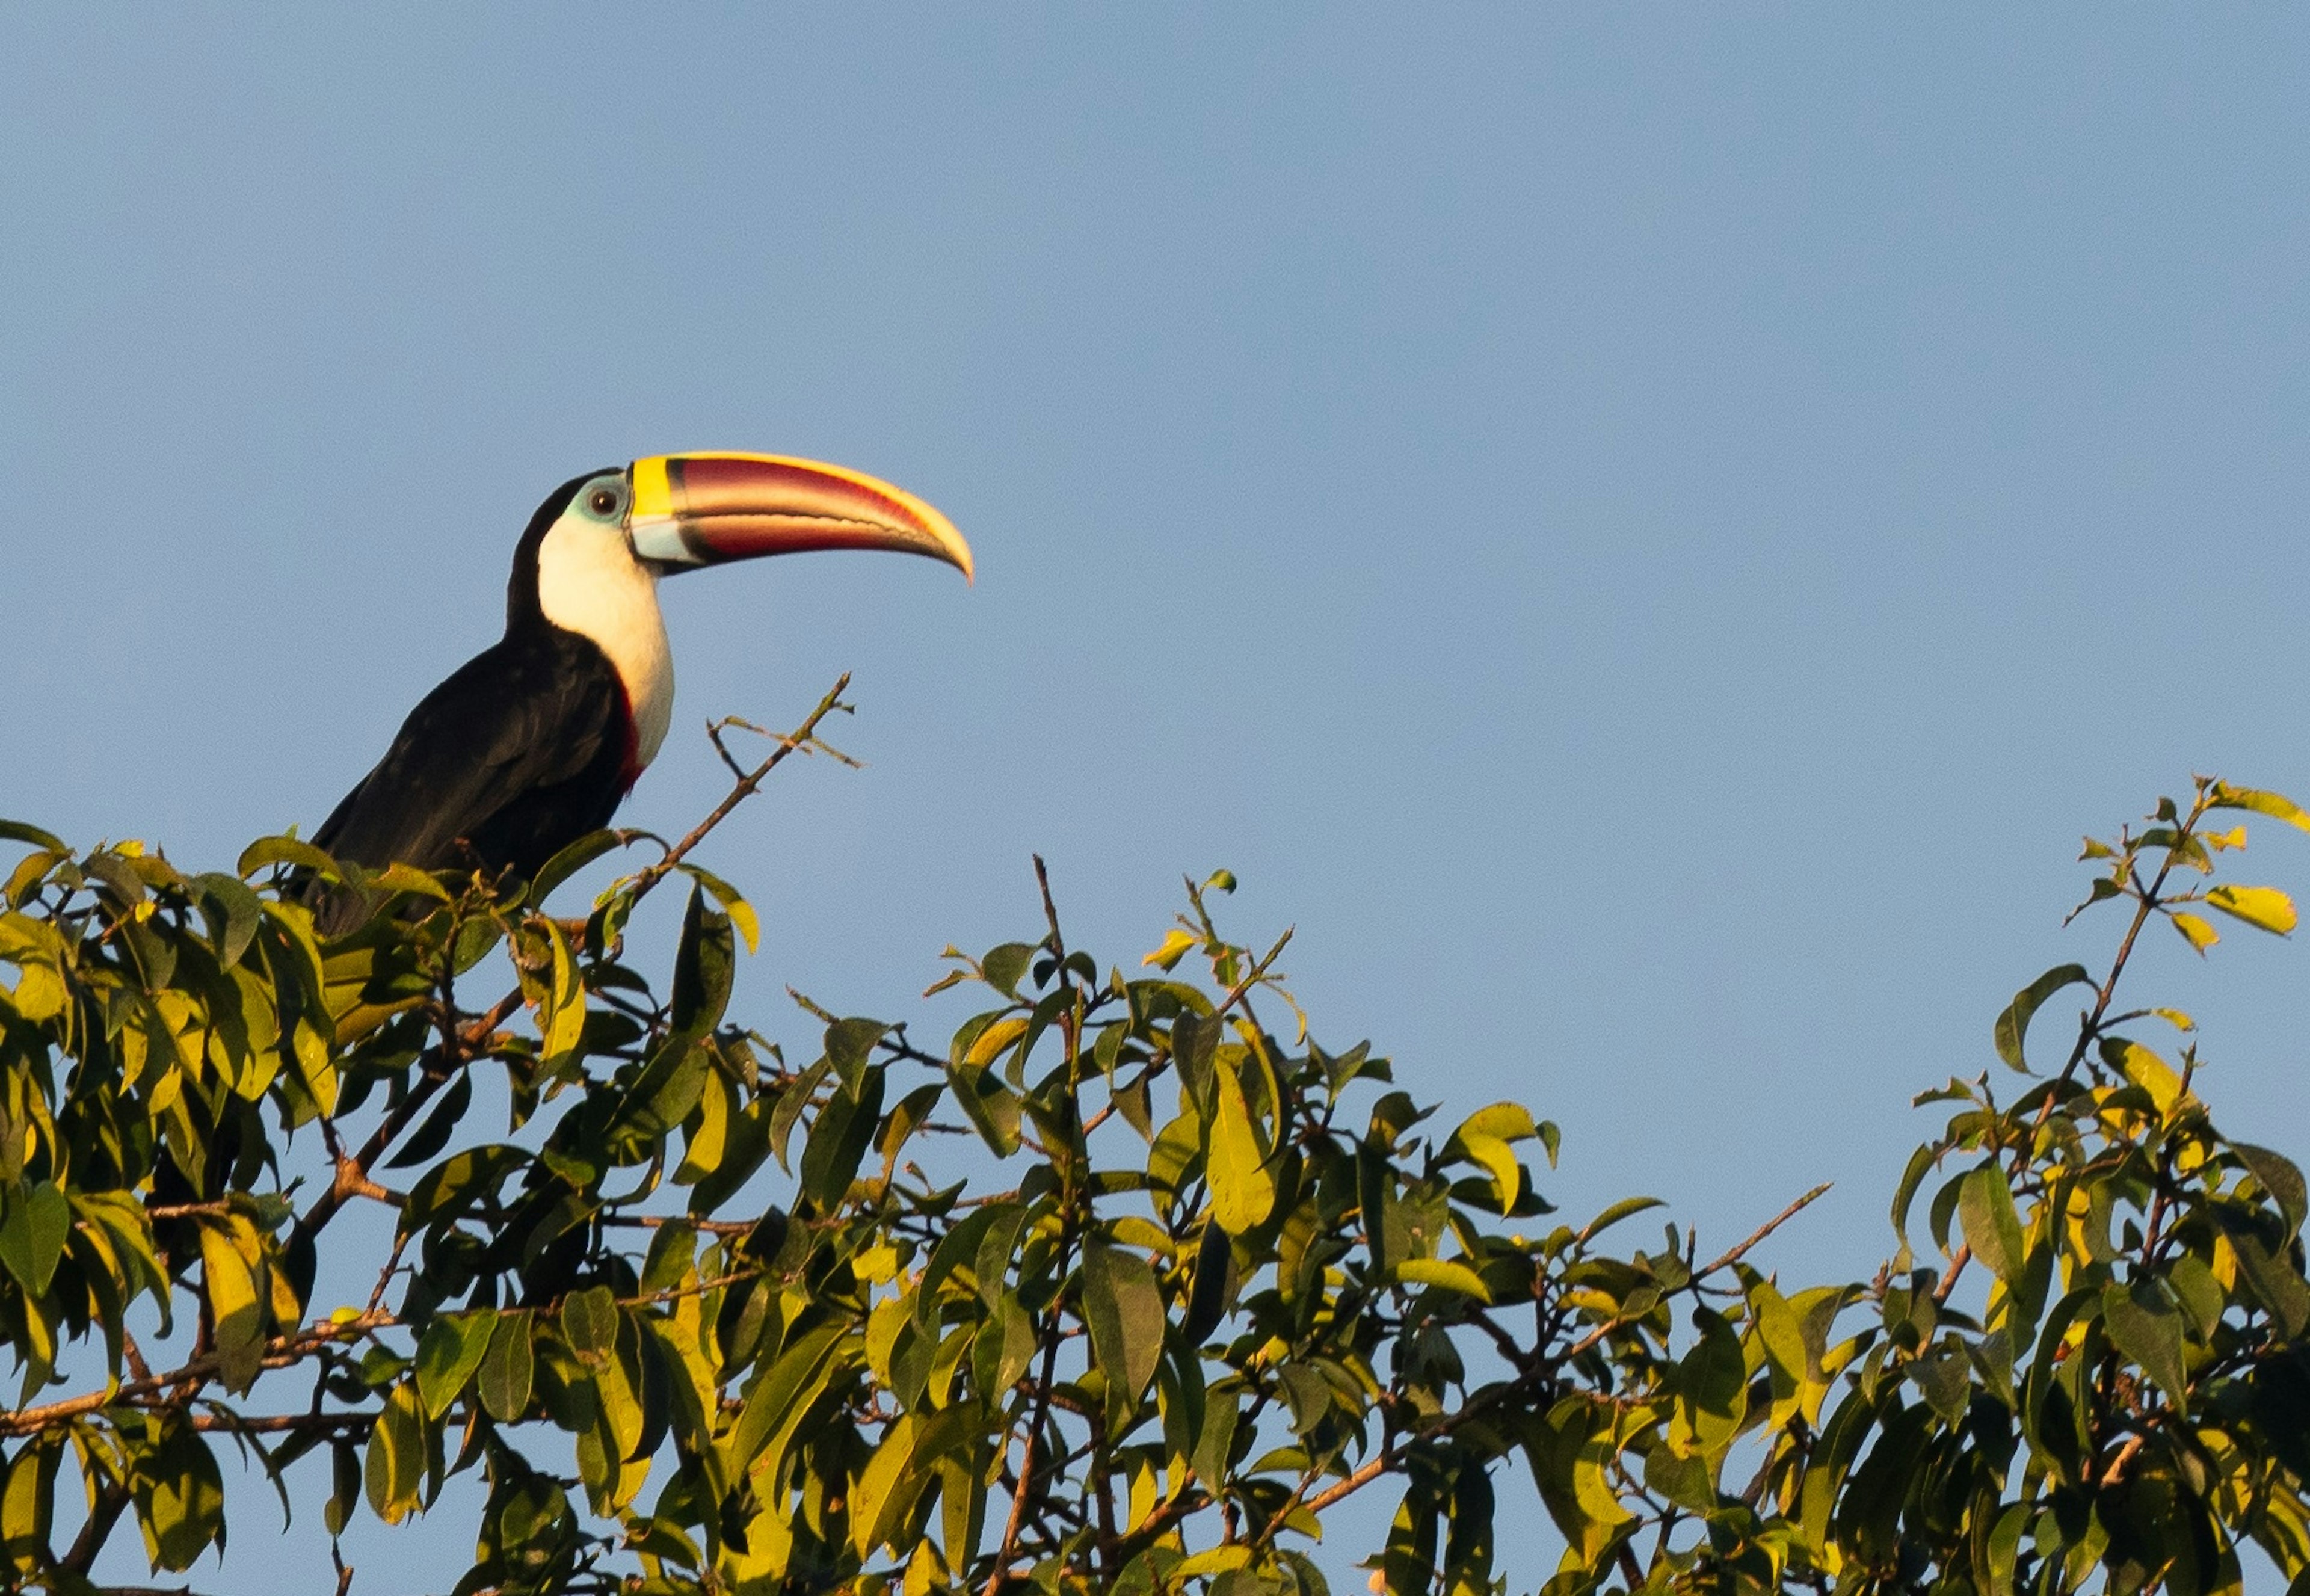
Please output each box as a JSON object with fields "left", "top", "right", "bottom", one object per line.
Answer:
{"left": 535, "top": 517, "right": 676, "bottom": 772}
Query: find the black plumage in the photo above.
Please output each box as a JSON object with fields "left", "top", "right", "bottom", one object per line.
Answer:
{"left": 303, "top": 451, "right": 971, "bottom": 937}
{"left": 312, "top": 476, "right": 639, "bottom": 928}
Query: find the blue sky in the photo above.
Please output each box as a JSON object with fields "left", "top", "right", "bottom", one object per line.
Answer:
{"left": 5, "top": 7, "right": 2309, "bottom": 1591}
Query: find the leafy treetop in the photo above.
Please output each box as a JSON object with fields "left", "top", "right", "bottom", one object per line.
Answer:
{"left": 0, "top": 683, "right": 2305, "bottom": 1596}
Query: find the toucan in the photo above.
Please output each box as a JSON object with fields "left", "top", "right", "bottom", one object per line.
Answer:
{"left": 310, "top": 452, "right": 970, "bottom": 930}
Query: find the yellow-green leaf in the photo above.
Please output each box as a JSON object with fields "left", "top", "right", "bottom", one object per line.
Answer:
{"left": 1396, "top": 1257, "right": 1492, "bottom": 1302}
{"left": 2170, "top": 911, "right": 2219, "bottom": 955}
{"left": 851, "top": 1414, "right": 918, "bottom": 1556}
{"left": 1206, "top": 1056, "right": 1274, "bottom": 1236}
{"left": 2101, "top": 1037, "right": 2187, "bottom": 1116}
{"left": 541, "top": 919, "right": 587, "bottom": 1064}
{"left": 2206, "top": 883, "right": 2296, "bottom": 936}
{"left": 1141, "top": 928, "right": 1198, "bottom": 971}
{"left": 197, "top": 1220, "right": 265, "bottom": 1392}
{"left": 2209, "top": 783, "right": 2310, "bottom": 833}
{"left": 1456, "top": 1130, "right": 1521, "bottom": 1214}
{"left": 415, "top": 1308, "right": 498, "bottom": 1419}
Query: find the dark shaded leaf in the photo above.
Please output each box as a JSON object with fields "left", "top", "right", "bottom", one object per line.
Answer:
{"left": 384, "top": 1071, "right": 473, "bottom": 1169}
{"left": 1994, "top": 964, "right": 2090, "bottom": 1073}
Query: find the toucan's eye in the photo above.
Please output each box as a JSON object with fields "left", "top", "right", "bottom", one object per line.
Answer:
{"left": 588, "top": 487, "right": 620, "bottom": 517}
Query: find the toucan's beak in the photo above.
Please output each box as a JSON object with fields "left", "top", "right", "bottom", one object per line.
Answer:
{"left": 627, "top": 452, "right": 973, "bottom": 584}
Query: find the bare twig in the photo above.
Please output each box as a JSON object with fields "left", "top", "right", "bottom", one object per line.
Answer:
{"left": 1558, "top": 1183, "right": 1833, "bottom": 1364}
{"left": 623, "top": 675, "right": 855, "bottom": 907}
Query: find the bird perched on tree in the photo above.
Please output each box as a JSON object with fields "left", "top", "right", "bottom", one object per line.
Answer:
{"left": 310, "top": 452, "right": 970, "bottom": 931}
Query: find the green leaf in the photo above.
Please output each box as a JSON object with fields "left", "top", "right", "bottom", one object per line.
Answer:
{"left": 2207, "top": 883, "right": 2297, "bottom": 935}
{"left": 2102, "top": 1280, "right": 2188, "bottom": 1415}
{"left": 1080, "top": 1240, "right": 1165, "bottom": 1429}
{"left": 416, "top": 1308, "right": 499, "bottom": 1419}
{"left": 947, "top": 1061, "right": 1022, "bottom": 1157}
{"left": 401, "top": 1145, "right": 528, "bottom": 1236}
{"left": 729, "top": 1323, "right": 852, "bottom": 1473}
{"left": 192, "top": 873, "right": 264, "bottom": 967}
{"left": 981, "top": 942, "right": 1035, "bottom": 997}
{"left": 0, "top": 1183, "right": 69, "bottom": 1298}
{"left": 668, "top": 886, "right": 735, "bottom": 1039}
{"left": 1396, "top": 1258, "right": 1492, "bottom": 1302}
{"left": 1675, "top": 1307, "right": 1748, "bottom": 1455}
{"left": 1582, "top": 1195, "right": 1666, "bottom": 1243}
{"left": 1206, "top": 1054, "right": 1274, "bottom": 1236}
{"left": 799, "top": 1067, "right": 884, "bottom": 1210}
{"left": 540, "top": 919, "right": 587, "bottom": 1067}
{"left": 363, "top": 1382, "right": 425, "bottom": 1524}
{"left": 1453, "top": 1130, "right": 1521, "bottom": 1215}
{"left": 2228, "top": 1223, "right": 2310, "bottom": 1337}
{"left": 561, "top": 1286, "right": 618, "bottom": 1363}
{"left": 237, "top": 834, "right": 342, "bottom": 882}
{"left": 1194, "top": 1387, "right": 1239, "bottom": 1491}
{"left": 478, "top": 1313, "right": 535, "bottom": 1422}
{"left": 1993, "top": 964, "right": 2091, "bottom": 1073}
{"left": 134, "top": 1417, "right": 225, "bottom": 1571}
{"left": 1143, "top": 928, "right": 1198, "bottom": 971}
{"left": 1959, "top": 1165, "right": 2028, "bottom": 1287}
{"left": 2236, "top": 1144, "right": 2309, "bottom": 1235}
{"left": 824, "top": 1016, "right": 890, "bottom": 1097}
{"left": 1456, "top": 1102, "right": 1540, "bottom": 1144}
{"left": 0, "top": 821, "right": 69, "bottom": 855}
{"left": 1182, "top": 1221, "right": 1233, "bottom": 1345}
{"left": 2, "top": 1437, "right": 55, "bottom": 1568}
{"left": 529, "top": 828, "right": 626, "bottom": 907}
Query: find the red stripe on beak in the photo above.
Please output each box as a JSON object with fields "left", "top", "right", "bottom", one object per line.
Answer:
{"left": 656, "top": 454, "right": 972, "bottom": 580}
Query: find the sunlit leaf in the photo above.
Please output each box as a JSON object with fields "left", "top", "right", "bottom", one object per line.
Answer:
{"left": 676, "top": 861, "right": 760, "bottom": 954}
{"left": 2100, "top": 1037, "right": 2188, "bottom": 1116}
{"left": 1206, "top": 1054, "right": 1274, "bottom": 1235}
{"left": 416, "top": 1308, "right": 498, "bottom": 1419}
{"left": 1142, "top": 928, "right": 1198, "bottom": 970}
{"left": 2170, "top": 911, "right": 2220, "bottom": 954}
{"left": 2208, "top": 782, "right": 2310, "bottom": 832}
{"left": 2206, "top": 883, "right": 2296, "bottom": 936}
{"left": 1396, "top": 1259, "right": 1492, "bottom": 1302}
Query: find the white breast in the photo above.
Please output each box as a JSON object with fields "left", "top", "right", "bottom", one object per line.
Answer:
{"left": 535, "top": 518, "right": 676, "bottom": 771}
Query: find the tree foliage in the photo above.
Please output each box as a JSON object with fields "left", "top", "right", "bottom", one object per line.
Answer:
{"left": 0, "top": 683, "right": 2306, "bottom": 1596}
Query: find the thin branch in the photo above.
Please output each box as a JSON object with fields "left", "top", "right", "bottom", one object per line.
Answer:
{"left": 1561, "top": 1182, "right": 1832, "bottom": 1363}
{"left": 288, "top": 987, "right": 523, "bottom": 1254}
{"left": 186, "top": 1411, "right": 374, "bottom": 1434}
{"left": 1033, "top": 854, "right": 1066, "bottom": 964}
{"left": 623, "top": 674, "right": 855, "bottom": 906}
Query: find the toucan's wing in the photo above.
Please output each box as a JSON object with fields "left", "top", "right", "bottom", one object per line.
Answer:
{"left": 313, "top": 636, "right": 624, "bottom": 878}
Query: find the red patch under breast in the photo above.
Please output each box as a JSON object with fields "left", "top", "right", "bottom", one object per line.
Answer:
{"left": 611, "top": 687, "right": 645, "bottom": 792}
